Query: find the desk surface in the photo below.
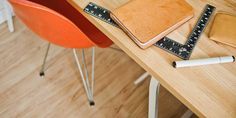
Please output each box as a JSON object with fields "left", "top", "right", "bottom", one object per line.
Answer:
{"left": 68, "top": 0, "right": 236, "bottom": 117}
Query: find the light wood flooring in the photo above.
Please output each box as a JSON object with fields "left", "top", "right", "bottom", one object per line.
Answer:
{"left": 0, "top": 18, "right": 189, "bottom": 118}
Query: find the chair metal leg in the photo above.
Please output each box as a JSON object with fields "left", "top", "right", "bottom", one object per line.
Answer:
{"left": 149, "top": 76, "right": 160, "bottom": 118}
{"left": 73, "top": 48, "right": 95, "bottom": 106}
{"left": 39, "top": 43, "right": 51, "bottom": 78}
{"left": 3, "top": 0, "right": 14, "bottom": 32}
{"left": 91, "top": 47, "right": 95, "bottom": 95}
{"left": 81, "top": 49, "right": 91, "bottom": 92}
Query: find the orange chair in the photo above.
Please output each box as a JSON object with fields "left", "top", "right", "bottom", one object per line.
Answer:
{"left": 9, "top": 0, "right": 113, "bottom": 106}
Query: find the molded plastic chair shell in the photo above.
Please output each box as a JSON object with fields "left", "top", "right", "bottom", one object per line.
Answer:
{"left": 9, "top": 0, "right": 113, "bottom": 48}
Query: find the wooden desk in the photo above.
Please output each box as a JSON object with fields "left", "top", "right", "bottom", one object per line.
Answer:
{"left": 68, "top": 0, "right": 236, "bottom": 117}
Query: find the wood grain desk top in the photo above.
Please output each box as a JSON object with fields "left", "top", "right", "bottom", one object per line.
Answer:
{"left": 67, "top": 0, "right": 236, "bottom": 117}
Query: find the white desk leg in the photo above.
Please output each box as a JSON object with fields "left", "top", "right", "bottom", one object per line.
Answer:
{"left": 135, "top": 73, "right": 192, "bottom": 118}
{"left": 149, "top": 76, "right": 160, "bottom": 118}
{"left": 3, "top": 0, "right": 14, "bottom": 32}
{"left": 134, "top": 72, "right": 149, "bottom": 85}
{"left": 181, "top": 109, "right": 194, "bottom": 118}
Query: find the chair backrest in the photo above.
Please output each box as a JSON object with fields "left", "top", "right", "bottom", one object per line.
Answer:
{"left": 9, "top": 0, "right": 113, "bottom": 48}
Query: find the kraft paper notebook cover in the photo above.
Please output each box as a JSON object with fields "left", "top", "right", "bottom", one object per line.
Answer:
{"left": 111, "top": 0, "right": 194, "bottom": 49}
{"left": 209, "top": 13, "right": 236, "bottom": 48}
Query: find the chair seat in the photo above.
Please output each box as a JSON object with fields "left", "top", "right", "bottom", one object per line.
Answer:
{"left": 28, "top": 0, "right": 113, "bottom": 48}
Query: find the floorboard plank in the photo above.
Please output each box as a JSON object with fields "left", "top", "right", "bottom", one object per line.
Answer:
{"left": 0, "top": 18, "right": 189, "bottom": 118}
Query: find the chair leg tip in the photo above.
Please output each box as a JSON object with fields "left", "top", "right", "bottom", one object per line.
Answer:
{"left": 89, "top": 101, "right": 95, "bottom": 106}
{"left": 39, "top": 72, "right": 45, "bottom": 77}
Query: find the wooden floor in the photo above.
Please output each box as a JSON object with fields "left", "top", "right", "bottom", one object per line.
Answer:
{"left": 0, "top": 18, "right": 189, "bottom": 118}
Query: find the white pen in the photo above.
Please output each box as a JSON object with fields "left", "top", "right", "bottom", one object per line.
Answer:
{"left": 173, "top": 56, "right": 235, "bottom": 68}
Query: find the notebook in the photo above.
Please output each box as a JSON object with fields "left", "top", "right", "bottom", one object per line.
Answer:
{"left": 209, "top": 13, "right": 236, "bottom": 48}
{"left": 110, "top": 0, "right": 194, "bottom": 49}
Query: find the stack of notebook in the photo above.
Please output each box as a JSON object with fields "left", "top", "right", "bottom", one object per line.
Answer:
{"left": 111, "top": 0, "right": 194, "bottom": 49}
